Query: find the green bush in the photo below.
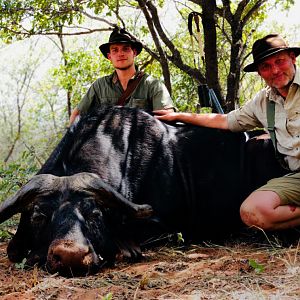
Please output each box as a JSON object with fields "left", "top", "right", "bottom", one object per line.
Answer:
{"left": 0, "top": 151, "right": 39, "bottom": 203}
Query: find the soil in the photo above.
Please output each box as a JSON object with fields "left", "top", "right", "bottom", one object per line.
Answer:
{"left": 1, "top": 233, "right": 300, "bottom": 300}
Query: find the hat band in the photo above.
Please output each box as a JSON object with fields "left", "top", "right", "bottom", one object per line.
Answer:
{"left": 254, "top": 46, "right": 289, "bottom": 63}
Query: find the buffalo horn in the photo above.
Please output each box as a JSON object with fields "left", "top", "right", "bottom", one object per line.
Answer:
{"left": 70, "top": 172, "right": 154, "bottom": 218}
{"left": 0, "top": 174, "right": 62, "bottom": 223}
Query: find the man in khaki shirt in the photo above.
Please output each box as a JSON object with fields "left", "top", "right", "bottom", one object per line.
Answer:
{"left": 155, "top": 34, "right": 300, "bottom": 231}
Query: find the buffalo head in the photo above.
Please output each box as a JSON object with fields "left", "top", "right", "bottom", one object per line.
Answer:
{"left": 0, "top": 172, "right": 153, "bottom": 276}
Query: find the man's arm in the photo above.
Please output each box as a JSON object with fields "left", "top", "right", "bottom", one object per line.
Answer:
{"left": 154, "top": 110, "right": 229, "bottom": 130}
{"left": 69, "top": 81, "right": 100, "bottom": 125}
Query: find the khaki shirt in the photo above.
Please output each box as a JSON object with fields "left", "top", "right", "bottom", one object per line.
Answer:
{"left": 77, "top": 71, "right": 174, "bottom": 113}
{"left": 227, "top": 67, "right": 300, "bottom": 171}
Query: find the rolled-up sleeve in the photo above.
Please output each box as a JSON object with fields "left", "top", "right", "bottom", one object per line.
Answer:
{"left": 148, "top": 78, "right": 174, "bottom": 110}
{"left": 77, "top": 84, "right": 97, "bottom": 114}
{"left": 227, "top": 91, "right": 266, "bottom": 132}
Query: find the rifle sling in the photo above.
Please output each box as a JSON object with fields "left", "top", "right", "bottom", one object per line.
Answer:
{"left": 117, "top": 71, "right": 144, "bottom": 106}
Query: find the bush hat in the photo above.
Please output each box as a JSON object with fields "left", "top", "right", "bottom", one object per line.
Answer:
{"left": 244, "top": 34, "right": 300, "bottom": 72}
{"left": 99, "top": 28, "right": 143, "bottom": 58}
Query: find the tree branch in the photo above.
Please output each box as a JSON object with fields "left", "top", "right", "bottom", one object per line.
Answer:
{"left": 137, "top": 0, "right": 205, "bottom": 84}
{"left": 137, "top": 0, "right": 172, "bottom": 93}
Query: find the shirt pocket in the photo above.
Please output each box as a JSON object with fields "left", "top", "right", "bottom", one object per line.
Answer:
{"left": 99, "top": 97, "right": 119, "bottom": 106}
{"left": 127, "top": 98, "right": 150, "bottom": 109}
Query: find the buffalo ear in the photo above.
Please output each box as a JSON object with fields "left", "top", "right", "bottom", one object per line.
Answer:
{"left": 72, "top": 172, "right": 154, "bottom": 218}
{"left": 0, "top": 174, "right": 62, "bottom": 223}
{"left": 7, "top": 212, "right": 32, "bottom": 262}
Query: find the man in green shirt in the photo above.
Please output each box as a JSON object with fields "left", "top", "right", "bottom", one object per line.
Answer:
{"left": 70, "top": 28, "right": 174, "bottom": 124}
{"left": 155, "top": 34, "right": 300, "bottom": 232}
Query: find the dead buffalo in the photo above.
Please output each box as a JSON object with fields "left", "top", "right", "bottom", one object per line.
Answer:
{"left": 0, "top": 107, "right": 287, "bottom": 275}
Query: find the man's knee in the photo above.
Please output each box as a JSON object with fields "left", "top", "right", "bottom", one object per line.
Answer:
{"left": 240, "top": 199, "right": 261, "bottom": 228}
{"left": 240, "top": 191, "right": 281, "bottom": 230}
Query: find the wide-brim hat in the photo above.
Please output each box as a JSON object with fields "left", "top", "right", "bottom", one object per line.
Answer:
{"left": 99, "top": 28, "right": 143, "bottom": 58}
{"left": 244, "top": 34, "right": 300, "bottom": 72}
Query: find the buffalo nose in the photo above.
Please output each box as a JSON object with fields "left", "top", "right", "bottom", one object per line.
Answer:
{"left": 47, "top": 239, "right": 94, "bottom": 273}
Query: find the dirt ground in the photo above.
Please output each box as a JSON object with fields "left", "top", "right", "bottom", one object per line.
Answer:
{"left": 1, "top": 231, "right": 300, "bottom": 300}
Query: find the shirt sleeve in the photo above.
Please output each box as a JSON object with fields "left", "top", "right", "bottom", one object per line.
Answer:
{"left": 227, "top": 91, "right": 265, "bottom": 132}
{"left": 77, "top": 82, "right": 99, "bottom": 115}
{"left": 148, "top": 77, "right": 175, "bottom": 110}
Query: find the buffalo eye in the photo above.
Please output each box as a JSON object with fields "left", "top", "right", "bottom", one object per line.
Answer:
{"left": 88, "top": 209, "right": 103, "bottom": 220}
{"left": 31, "top": 205, "right": 48, "bottom": 227}
{"left": 90, "top": 209, "right": 103, "bottom": 220}
{"left": 79, "top": 199, "right": 102, "bottom": 219}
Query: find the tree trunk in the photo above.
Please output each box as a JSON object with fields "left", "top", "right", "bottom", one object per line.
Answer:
{"left": 58, "top": 32, "right": 72, "bottom": 118}
{"left": 137, "top": 0, "right": 172, "bottom": 95}
{"left": 201, "top": 0, "right": 224, "bottom": 106}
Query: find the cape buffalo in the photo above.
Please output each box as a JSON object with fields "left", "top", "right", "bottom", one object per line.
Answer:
{"left": 0, "top": 107, "right": 287, "bottom": 275}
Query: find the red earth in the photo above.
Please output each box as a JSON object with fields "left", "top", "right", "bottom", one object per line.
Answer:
{"left": 1, "top": 234, "right": 300, "bottom": 299}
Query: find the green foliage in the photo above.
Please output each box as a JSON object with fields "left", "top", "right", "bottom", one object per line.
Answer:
{"left": 177, "top": 232, "right": 185, "bottom": 244}
{"left": 102, "top": 293, "right": 113, "bottom": 300}
{"left": 136, "top": 45, "right": 199, "bottom": 112}
{"left": 51, "top": 48, "right": 113, "bottom": 107}
{"left": 0, "top": 0, "right": 85, "bottom": 41}
{"left": 87, "top": 0, "right": 107, "bottom": 15}
{"left": 172, "top": 72, "right": 199, "bottom": 112}
{"left": 0, "top": 151, "right": 39, "bottom": 202}
{"left": 0, "top": 151, "right": 39, "bottom": 243}
{"left": 0, "top": 217, "right": 19, "bottom": 242}
{"left": 274, "top": 0, "right": 295, "bottom": 10}
{"left": 14, "top": 258, "right": 27, "bottom": 270}
{"left": 248, "top": 259, "right": 265, "bottom": 273}
{"left": 0, "top": 228, "right": 11, "bottom": 240}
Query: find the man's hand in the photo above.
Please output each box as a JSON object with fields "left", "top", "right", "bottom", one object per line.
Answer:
{"left": 255, "top": 133, "right": 270, "bottom": 140}
{"left": 154, "top": 110, "right": 180, "bottom": 122}
{"left": 69, "top": 108, "right": 80, "bottom": 126}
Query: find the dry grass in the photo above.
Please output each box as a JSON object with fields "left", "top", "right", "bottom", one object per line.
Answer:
{"left": 1, "top": 230, "right": 300, "bottom": 299}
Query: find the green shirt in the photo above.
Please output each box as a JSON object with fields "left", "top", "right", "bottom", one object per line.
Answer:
{"left": 77, "top": 71, "right": 174, "bottom": 113}
{"left": 227, "top": 67, "right": 300, "bottom": 171}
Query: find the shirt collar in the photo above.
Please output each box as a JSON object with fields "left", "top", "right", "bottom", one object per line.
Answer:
{"left": 112, "top": 71, "right": 118, "bottom": 84}
{"left": 111, "top": 69, "right": 140, "bottom": 85}
{"left": 293, "top": 66, "right": 300, "bottom": 86}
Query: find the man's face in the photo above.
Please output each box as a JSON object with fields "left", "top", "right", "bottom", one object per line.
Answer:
{"left": 257, "top": 51, "right": 296, "bottom": 91}
{"left": 107, "top": 43, "right": 137, "bottom": 70}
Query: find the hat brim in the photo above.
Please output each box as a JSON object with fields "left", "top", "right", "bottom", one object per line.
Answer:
{"left": 244, "top": 47, "right": 300, "bottom": 72}
{"left": 99, "top": 41, "right": 143, "bottom": 58}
